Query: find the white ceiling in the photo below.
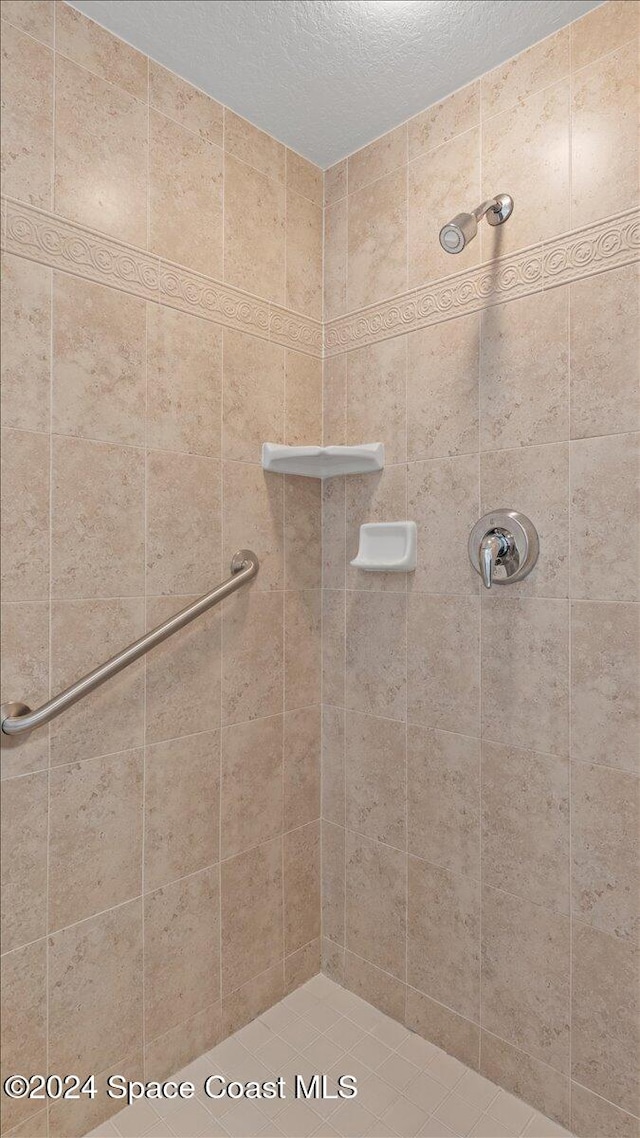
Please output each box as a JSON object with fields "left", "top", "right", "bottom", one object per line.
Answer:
{"left": 70, "top": 0, "right": 602, "bottom": 168}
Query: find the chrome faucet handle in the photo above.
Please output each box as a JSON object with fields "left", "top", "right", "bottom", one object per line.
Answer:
{"left": 479, "top": 531, "right": 511, "bottom": 589}
{"left": 469, "top": 510, "right": 539, "bottom": 589}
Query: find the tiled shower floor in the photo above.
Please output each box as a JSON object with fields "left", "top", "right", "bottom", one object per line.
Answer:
{"left": 89, "top": 976, "right": 572, "bottom": 1138}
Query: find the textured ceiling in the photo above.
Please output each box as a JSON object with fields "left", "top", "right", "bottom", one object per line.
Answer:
{"left": 70, "top": 0, "right": 602, "bottom": 167}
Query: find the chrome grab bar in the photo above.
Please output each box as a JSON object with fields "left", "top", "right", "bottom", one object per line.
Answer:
{"left": 1, "top": 550, "right": 259, "bottom": 738}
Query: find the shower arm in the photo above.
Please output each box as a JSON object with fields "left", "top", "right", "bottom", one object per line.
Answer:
{"left": 473, "top": 198, "right": 503, "bottom": 222}
{"left": 1, "top": 550, "right": 259, "bottom": 739}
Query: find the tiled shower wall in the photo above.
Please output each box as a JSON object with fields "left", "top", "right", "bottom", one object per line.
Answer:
{"left": 320, "top": 3, "right": 640, "bottom": 1137}
{"left": 1, "top": 3, "right": 322, "bottom": 1135}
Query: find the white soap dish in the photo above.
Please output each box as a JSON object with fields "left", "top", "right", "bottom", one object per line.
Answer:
{"left": 262, "top": 442, "right": 384, "bottom": 479}
{"left": 350, "top": 522, "right": 417, "bottom": 572}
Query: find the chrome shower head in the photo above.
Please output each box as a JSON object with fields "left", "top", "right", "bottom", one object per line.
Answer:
{"left": 439, "top": 193, "right": 513, "bottom": 253}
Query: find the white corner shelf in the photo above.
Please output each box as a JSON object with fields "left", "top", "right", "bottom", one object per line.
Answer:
{"left": 350, "top": 522, "right": 417, "bottom": 572}
{"left": 262, "top": 443, "right": 384, "bottom": 479}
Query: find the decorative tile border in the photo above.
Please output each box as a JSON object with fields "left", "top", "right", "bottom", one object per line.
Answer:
{"left": 2, "top": 197, "right": 637, "bottom": 359}
{"left": 325, "top": 208, "right": 639, "bottom": 356}
{"left": 1, "top": 197, "right": 323, "bottom": 356}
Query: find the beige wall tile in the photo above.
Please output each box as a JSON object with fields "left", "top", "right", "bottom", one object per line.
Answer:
{"left": 55, "top": 2, "right": 147, "bottom": 99}
{"left": 51, "top": 435, "right": 145, "bottom": 599}
{"left": 482, "top": 743, "right": 569, "bottom": 912}
{"left": 221, "top": 837, "right": 283, "bottom": 995}
{"left": 407, "top": 594, "right": 480, "bottom": 737}
{"left": 0, "top": 771, "right": 47, "bottom": 953}
{"left": 144, "top": 730, "right": 220, "bottom": 892}
{"left": 146, "top": 449, "right": 222, "bottom": 596}
{"left": 481, "top": 28, "right": 569, "bottom": 118}
{"left": 149, "top": 110, "right": 223, "bottom": 278}
{"left": 323, "top": 477, "right": 345, "bottom": 592}
{"left": 570, "top": 601, "right": 639, "bottom": 775}
{"left": 144, "top": 1001, "right": 222, "bottom": 1082}
{"left": 0, "top": 254, "right": 51, "bottom": 434}
{"left": 144, "top": 867, "right": 220, "bottom": 1041}
{"left": 480, "top": 444, "right": 570, "bottom": 597}
{"left": 570, "top": 433, "right": 639, "bottom": 602}
{"left": 49, "top": 899, "right": 143, "bottom": 1075}
{"left": 285, "top": 350, "right": 322, "bottom": 447}
{"left": 571, "top": 0, "right": 640, "bottom": 70}
{"left": 347, "top": 336, "right": 407, "bottom": 464}
{"left": 222, "top": 328, "right": 284, "bottom": 462}
{"left": 222, "top": 961, "right": 284, "bottom": 1036}
{"left": 571, "top": 921, "right": 639, "bottom": 1114}
{"left": 322, "top": 589, "right": 345, "bottom": 709}
{"left": 145, "top": 595, "right": 221, "bottom": 744}
{"left": 408, "top": 857, "right": 480, "bottom": 1020}
{"left": 224, "top": 154, "right": 285, "bottom": 304}
{"left": 286, "top": 939, "right": 321, "bottom": 993}
{"left": 572, "top": 41, "right": 639, "bottom": 228}
{"left": 481, "top": 596, "right": 569, "bottom": 756}
{"left": 325, "top": 159, "right": 347, "bottom": 205}
{"left": 53, "top": 274, "right": 146, "bottom": 446}
{"left": 322, "top": 821, "right": 345, "bottom": 945}
{"left": 346, "top": 831, "right": 406, "bottom": 979}
{"left": 1, "top": 429, "right": 50, "bottom": 601}
{"left": 148, "top": 59, "right": 223, "bottom": 145}
{"left": 4, "top": 1107, "right": 48, "bottom": 1137}
{"left": 221, "top": 590, "right": 283, "bottom": 725}
{"left": 0, "top": 601, "right": 49, "bottom": 780}
{"left": 287, "top": 149, "right": 322, "bottom": 206}
{"left": 0, "top": 940, "right": 47, "bottom": 1132}
{"left": 286, "top": 189, "right": 322, "bottom": 319}
{"left": 323, "top": 353, "right": 347, "bottom": 446}
{"left": 45, "top": 1053, "right": 138, "bottom": 1137}
{"left": 284, "top": 706, "right": 321, "bottom": 831}
{"left": 344, "top": 951, "right": 406, "bottom": 1021}
{"left": 50, "top": 598, "right": 145, "bottom": 766}
{"left": 570, "top": 1081, "right": 640, "bottom": 1138}
{"left": 54, "top": 56, "right": 147, "bottom": 246}
{"left": 346, "top": 591, "right": 406, "bottom": 720}
{"left": 285, "top": 475, "right": 322, "bottom": 590}
{"left": 48, "top": 1053, "right": 143, "bottom": 1138}
{"left": 348, "top": 124, "right": 407, "bottom": 195}
{"left": 147, "top": 303, "right": 222, "bottom": 457}
{"left": 480, "top": 1032, "right": 571, "bottom": 1129}
{"left": 322, "top": 938, "right": 345, "bottom": 984}
{"left": 49, "top": 750, "right": 143, "bottom": 931}
{"left": 221, "top": 715, "right": 283, "bottom": 859}
{"left": 348, "top": 168, "right": 407, "bottom": 310}
{"left": 0, "top": 22, "right": 53, "bottom": 207}
{"left": 284, "top": 589, "right": 321, "bottom": 711}
{"left": 284, "top": 820, "right": 320, "bottom": 954}
{"left": 408, "top": 81, "right": 480, "bottom": 160}
{"left": 1, "top": 0, "right": 53, "bottom": 44}
{"left": 405, "top": 985, "right": 480, "bottom": 1069}
{"left": 482, "top": 886, "right": 570, "bottom": 1072}
{"left": 322, "top": 705, "right": 345, "bottom": 827}
{"left": 480, "top": 289, "right": 568, "bottom": 451}
{"left": 408, "top": 129, "right": 480, "bottom": 288}
{"left": 345, "top": 710, "right": 406, "bottom": 849}
{"left": 407, "top": 315, "right": 479, "bottom": 461}
{"left": 224, "top": 110, "right": 285, "bottom": 182}
{"left": 408, "top": 454, "right": 479, "bottom": 595}
{"left": 407, "top": 725, "right": 480, "bottom": 880}
{"left": 481, "top": 81, "right": 569, "bottom": 258}
{"left": 571, "top": 761, "right": 639, "bottom": 941}
{"left": 223, "top": 462, "right": 283, "bottom": 590}
{"left": 324, "top": 199, "right": 347, "bottom": 320}
{"left": 346, "top": 466, "right": 407, "bottom": 593}
{"left": 570, "top": 264, "right": 640, "bottom": 439}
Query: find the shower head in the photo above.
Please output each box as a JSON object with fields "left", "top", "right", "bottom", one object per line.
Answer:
{"left": 439, "top": 193, "right": 513, "bottom": 253}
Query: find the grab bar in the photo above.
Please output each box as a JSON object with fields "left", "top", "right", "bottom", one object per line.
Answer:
{"left": 1, "top": 550, "right": 259, "bottom": 738}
